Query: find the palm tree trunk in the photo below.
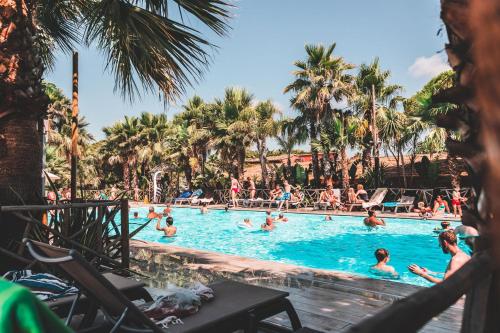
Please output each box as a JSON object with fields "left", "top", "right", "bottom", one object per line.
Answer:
{"left": 123, "top": 161, "right": 130, "bottom": 190}
{"left": 131, "top": 160, "right": 138, "bottom": 195}
{"left": 237, "top": 146, "right": 245, "bottom": 179}
{"left": 399, "top": 146, "right": 407, "bottom": 188}
{"left": 341, "top": 147, "right": 349, "bottom": 189}
{"left": 256, "top": 140, "right": 269, "bottom": 188}
{"left": 361, "top": 148, "right": 372, "bottom": 173}
{"left": 309, "top": 124, "right": 321, "bottom": 187}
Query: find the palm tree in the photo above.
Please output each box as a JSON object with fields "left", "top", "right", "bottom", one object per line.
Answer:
{"left": 102, "top": 116, "right": 141, "bottom": 190}
{"left": 213, "top": 87, "right": 255, "bottom": 178}
{"left": 354, "top": 57, "right": 403, "bottom": 185}
{"left": 244, "top": 100, "right": 280, "bottom": 188}
{"left": 0, "top": 0, "right": 232, "bottom": 206}
{"left": 276, "top": 118, "right": 308, "bottom": 172}
{"left": 284, "top": 43, "right": 355, "bottom": 186}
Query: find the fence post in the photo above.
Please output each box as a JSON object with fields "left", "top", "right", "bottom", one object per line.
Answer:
{"left": 120, "top": 199, "right": 129, "bottom": 269}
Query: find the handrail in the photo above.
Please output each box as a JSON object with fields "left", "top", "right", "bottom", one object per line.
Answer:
{"left": 346, "top": 252, "right": 493, "bottom": 333}
{"left": 0, "top": 201, "right": 121, "bottom": 212}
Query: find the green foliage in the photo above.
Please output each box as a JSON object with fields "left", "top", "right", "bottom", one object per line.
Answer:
{"left": 361, "top": 163, "right": 387, "bottom": 188}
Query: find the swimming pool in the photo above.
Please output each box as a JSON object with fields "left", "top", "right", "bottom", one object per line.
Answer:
{"left": 129, "top": 207, "right": 464, "bottom": 287}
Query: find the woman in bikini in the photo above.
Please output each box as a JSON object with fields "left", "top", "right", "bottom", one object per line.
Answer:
{"left": 230, "top": 176, "right": 241, "bottom": 207}
{"left": 355, "top": 184, "right": 369, "bottom": 202}
{"left": 433, "top": 195, "right": 451, "bottom": 215}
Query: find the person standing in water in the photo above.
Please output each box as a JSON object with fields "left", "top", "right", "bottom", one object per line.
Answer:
{"left": 230, "top": 175, "right": 241, "bottom": 208}
{"left": 364, "top": 210, "right": 386, "bottom": 227}
{"left": 261, "top": 210, "right": 275, "bottom": 231}
{"left": 156, "top": 216, "right": 177, "bottom": 237}
{"left": 370, "top": 248, "right": 399, "bottom": 278}
{"left": 409, "top": 230, "right": 470, "bottom": 284}
{"left": 200, "top": 202, "right": 208, "bottom": 214}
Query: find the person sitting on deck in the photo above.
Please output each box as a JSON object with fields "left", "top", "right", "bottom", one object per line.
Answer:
{"left": 261, "top": 210, "right": 275, "bottom": 231}
{"left": 156, "top": 215, "right": 177, "bottom": 237}
{"left": 347, "top": 187, "right": 357, "bottom": 203}
{"left": 270, "top": 184, "right": 283, "bottom": 201}
{"left": 364, "top": 210, "right": 386, "bottom": 227}
{"left": 409, "top": 230, "right": 470, "bottom": 284}
{"left": 274, "top": 213, "right": 288, "bottom": 223}
{"left": 326, "top": 186, "right": 340, "bottom": 208}
{"left": 200, "top": 202, "right": 208, "bottom": 214}
{"left": 370, "top": 248, "right": 399, "bottom": 278}
{"left": 415, "top": 201, "right": 433, "bottom": 219}
{"left": 355, "top": 184, "right": 369, "bottom": 202}
{"left": 147, "top": 206, "right": 158, "bottom": 219}
{"left": 319, "top": 188, "right": 331, "bottom": 204}
{"left": 433, "top": 195, "right": 451, "bottom": 215}
{"left": 433, "top": 221, "right": 453, "bottom": 234}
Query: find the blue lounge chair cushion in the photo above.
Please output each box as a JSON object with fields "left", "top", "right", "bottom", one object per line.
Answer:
{"left": 177, "top": 191, "right": 192, "bottom": 199}
{"left": 383, "top": 202, "right": 398, "bottom": 207}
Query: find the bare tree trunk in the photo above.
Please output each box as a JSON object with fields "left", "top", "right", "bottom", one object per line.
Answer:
{"left": 310, "top": 123, "right": 321, "bottom": 187}
{"left": 237, "top": 147, "right": 245, "bottom": 179}
{"left": 361, "top": 148, "right": 372, "bottom": 173}
{"left": 399, "top": 146, "right": 407, "bottom": 188}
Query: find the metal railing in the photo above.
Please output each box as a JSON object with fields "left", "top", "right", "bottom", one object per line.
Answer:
{"left": 0, "top": 199, "right": 131, "bottom": 272}
{"left": 212, "top": 187, "right": 473, "bottom": 207}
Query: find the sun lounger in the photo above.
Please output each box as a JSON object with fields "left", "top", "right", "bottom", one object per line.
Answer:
{"left": 175, "top": 189, "right": 203, "bottom": 205}
{"left": 314, "top": 189, "right": 341, "bottom": 210}
{"left": 346, "top": 188, "right": 388, "bottom": 212}
{"left": 173, "top": 190, "right": 193, "bottom": 204}
{"left": 290, "top": 192, "right": 305, "bottom": 209}
{"left": 382, "top": 195, "right": 415, "bottom": 213}
{"left": 23, "top": 239, "right": 303, "bottom": 333}
{"left": 191, "top": 197, "right": 214, "bottom": 205}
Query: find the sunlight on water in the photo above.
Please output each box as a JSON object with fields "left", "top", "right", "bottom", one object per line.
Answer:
{"left": 129, "top": 207, "right": 464, "bottom": 287}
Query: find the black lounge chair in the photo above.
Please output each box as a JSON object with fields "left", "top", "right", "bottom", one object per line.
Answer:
{"left": 23, "top": 239, "right": 304, "bottom": 333}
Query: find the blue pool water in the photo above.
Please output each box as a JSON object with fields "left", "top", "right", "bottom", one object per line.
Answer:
{"left": 129, "top": 207, "right": 464, "bottom": 287}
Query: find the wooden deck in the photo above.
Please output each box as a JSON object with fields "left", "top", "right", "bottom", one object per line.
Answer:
{"left": 131, "top": 240, "right": 463, "bottom": 333}
{"left": 266, "top": 284, "right": 463, "bottom": 333}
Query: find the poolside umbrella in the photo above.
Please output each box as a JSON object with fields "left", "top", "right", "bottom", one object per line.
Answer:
{"left": 43, "top": 170, "right": 60, "bottom": 181}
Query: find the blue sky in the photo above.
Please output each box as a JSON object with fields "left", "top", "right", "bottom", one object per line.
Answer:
{"left": 46, "top": 0, "right": 448, "bottom": 140}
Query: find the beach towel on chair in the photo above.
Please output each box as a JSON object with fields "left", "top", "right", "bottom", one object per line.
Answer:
{"left": 3, "top": 270, "right": 78, "bottom": 301}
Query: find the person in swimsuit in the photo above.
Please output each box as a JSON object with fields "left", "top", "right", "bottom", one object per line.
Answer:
{"left": 200, "top": 202, "right": 208, "bottom": 214}
{"left": 409, "top": 231, "right": 470, "bottom": 284}
{"left": 451, "top": 188, "right": 466, "bottom": 217}
{"left": 278, "top": 180, "right": 294, "bottom": 211}
{"left": 370, "top": 248, "right": 399, "bottom": 278}
{"left": 261, "top": 210, "right": 275, "bottom": 231}
{"left": 433, "top": 221, "right": 453, "bottom": 234}
{"left": 247, "top": 177, "right": 256, "bottom": 200}
{"left": 433, "top": 195, "right": 450, "bottom": 215}
{"left": 230, "top": 176, "right": 241, "bottom": 208}
{"left": 355, "top": 184, "right": 369, "bottom": 202}
{"left": 270, "top": 184, "right": 283, "bottom": 201}
{"left": 364, "top": 210, "right": 386, "bottom": 227}
{"left": 274, "top": 213, "right": 288, "bottom": 222}
{"left": 163, "top": 204, "right": 172, "bottom": 216}
{"left": 147, "top": 206, "right": 158, "bottom": 219}
{"left": 347, "top": 187, "right": 357, "bottom": 203}
{"left": 156, "top": 215, "right": 177, "bottom": 237}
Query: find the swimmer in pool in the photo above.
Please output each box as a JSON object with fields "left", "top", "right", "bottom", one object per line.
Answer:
{"left": 261, "top": 210, "right": 275, "bottom": 231}
{"left": 433, "top": 221, "right": 453, "bottom": 234}
{"left": 370, "top": 248, "right": 399, "bottom": 278}
{"left": 156, "top": 215, "right": 177, "bottom": 237}
{"left": 363, "top": 210, "right": 386, "bottom": 227}
{"left": 163, "top": 204, "right": 172, "bottom": 216}
{"left": 200, "top": 202, "right": 208, "bottom": 214}
{"left": 240, "top": 218, "right": 252, "bottom": 228}
{"left": 133, "top": 212, "right": 139, "bottom": 219}
{"left": 325, "top": 215, "right": 332, "bottom": 221}
{"left": 274, "top": 213, "right": 288, "bottom": 222}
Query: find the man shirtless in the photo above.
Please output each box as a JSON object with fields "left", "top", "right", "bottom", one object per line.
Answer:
{"left": 163, "top": 204, "right": 172, "bottom": 216}
{"left": 278, "top": 180, "right": 293, "bottom": 211}
{"left": 147, "top": 206, "right": 158, "bottom": 219}
{"left": 156, "top": 215, "right": 177, "bottom": 237}
{"left": 261, "top": 210, "right": 275, "bottom": 231}
{"left": 370, "top": 248, "right": 399, "bottom": 278}
{"left": 409, "top": 230, "right": 470, "bottom": 284}
{"left": 363, "top": 210, "right": 386, "bottom": 227}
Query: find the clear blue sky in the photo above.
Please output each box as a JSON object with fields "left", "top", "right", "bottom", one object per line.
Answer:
{"left": 46, "top": 0, "right": 448, "bottom": 140}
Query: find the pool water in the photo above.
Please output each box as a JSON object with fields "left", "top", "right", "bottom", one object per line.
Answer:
{"left": 129, "top": 207, "right": 465, "bottom": 287}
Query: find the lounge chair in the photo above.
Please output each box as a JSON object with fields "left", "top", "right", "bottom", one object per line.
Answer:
{"left": 191, "top": 197, "right": 214, "bottom": 205}
{"left": 382, "top": 195, "right": 416, "bottom": 213}
{"left": 173, "top": 190, "right": 192, "bottom": 205}
{"left": 346, "top": 188, "right": 388, "bottom": 212}
{"left": 175, "top": 189, "right": 203, "bottom": 205}
{"left": 23, "top": 239, "right": 304, "bottom": 333}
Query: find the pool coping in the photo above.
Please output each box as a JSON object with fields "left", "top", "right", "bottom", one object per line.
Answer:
{"left": 130, "top": 239, "right": 464, "bottom": 309}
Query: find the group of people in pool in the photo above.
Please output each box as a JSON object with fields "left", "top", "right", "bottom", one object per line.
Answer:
{"left": 134, "top": 205, "right": 178, "bottom": 237}
{"left": 370, "top": 219, "right": 477, "bottom": 283}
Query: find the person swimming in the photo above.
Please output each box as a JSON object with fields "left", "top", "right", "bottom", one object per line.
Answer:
{"left": 370, "top": 248, "right": 399, "bottom": 278}
{"left": 133, "top": 212, "right": 139, "bottom": 219}
{"left": 325, "top": 215, "right": 332, "bottom": 221}
{"left": 237, "top": 218, "right": 253, "bottom": 228}
{"left": 261, "top": 210, "right": 275, "bottom": 231}
{"left": 363, "top": 210, "right": 386, "bottom": 227}
{"left": 200, "top": 202, "right": 208, "bottom": 214}
{"left": 433, "top": 221, "right": 453, "bottom": 234}
{"left": 274, "top": 213, "right": 288, "bottom": 222}
{"left": 156, "top": 215, "right": 177, "bottom": 237}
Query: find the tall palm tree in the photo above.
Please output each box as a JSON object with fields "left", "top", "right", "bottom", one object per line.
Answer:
{"left": 213, "top": 87, "right": 255, "bottom": 178}
{"left": 284, "top": 43, "right": 355, "bottom": 186}
{"left": 276, "top": 118, "right": 308, "bottom": 172}
{"left": 0, "top": 0, "right": 232, "bottom": 206}
{"left": 354, "top": 57, "right": 403, "bottom": 184}
{"left": 102, "top": 116, "right": 141, "bottom": 190}
{"left": 244, "top": 100, "right": 280, "bottom": 188}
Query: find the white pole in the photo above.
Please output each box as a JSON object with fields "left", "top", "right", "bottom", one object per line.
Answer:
{"left": 153, "top": 171, "right": 163, "bottom": 203}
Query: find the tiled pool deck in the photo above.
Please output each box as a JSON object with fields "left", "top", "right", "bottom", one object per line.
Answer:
{"left": 130, "top": 238, "right": 463, "bottom": 332}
